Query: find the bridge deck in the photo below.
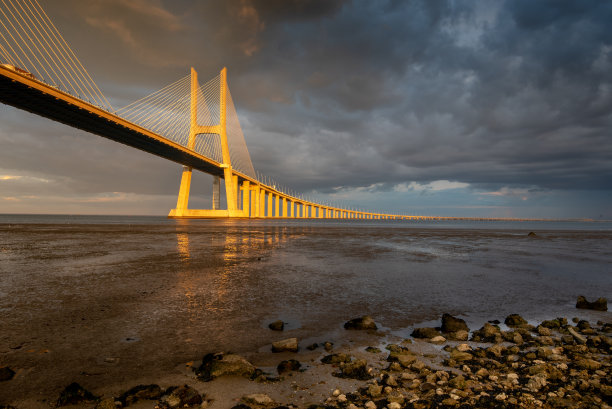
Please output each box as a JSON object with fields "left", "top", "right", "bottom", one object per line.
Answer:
{"left": 0, "top": 67, "right": 227, "bottom": 179}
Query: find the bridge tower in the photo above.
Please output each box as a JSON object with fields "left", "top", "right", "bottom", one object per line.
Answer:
{"left": 168, "top": 67, "right": 242, "bottom": 218}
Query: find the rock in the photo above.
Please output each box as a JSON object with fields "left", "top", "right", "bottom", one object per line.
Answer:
{"left": 365, "top": 346, "right": 381, "bottom": 353}
{"left": 441, "top": 313, "right": 469, "bottom": 333}
{"left": 387, "top": 351, "right": 417, "bottom": 367}
{"left": 324, "top": 342, "right": 334, "bottom": 352}
{"left": 195, "top": 353, "right": 256, "bottom": 381}
{"left": 541, "top": 317, "right": 567, "bottom": 328}
{"left": 450, "top": 349, "right": 472, "bottom": 362}
{"left": 306, "top": 343, "right": 318, "bottom": 350}
{"left": 272, "top": 338, "right": 298, "bottom": 353}
{"left": 526, "top": 374, "right": 547, "bottom": 392}
{"left": 456, "top": 343, "right": 471, "bottom": 352}
{"left": 95, "top": 398, "right": 117, "bottom": 409}
{"left": 344, "top": 315, "right": 377, "bottom": 330}
{"left": 567, "top": 327, "right": 587, "bottom": 344}
{"left": 56, "top": 383, "right": 98, "bottom": 406}
{"left": 537, "top": 325, "right": 552, "bottom": 336}
{"left": 527, "top": 232, "right": 537, "bottom": 237}
{"left": 471, "top": 323, "right": 501, "bottom": 342}
{"left": 321, "top": 353, "right": 352, "bottom": 364}
{"left": 268, "top": 320, "right": 284, "bottom": 331}
{"left": 387, "top": 402, "right": 402, "bottom": 409}
{"left": 0, "top": 367, "right": 15, "bottom": 382}
{"left": 502, "top": 331, "right": 524, "bottom": 344}
{"left": 505, "top": 314, "right": 528, "bottom": 327}
{"left": 448, "top": 330, "right": 469, "bottom": 341}
{"left": 161, "top": 385, "right": 203, "bottom": 408}
{"left": 277, "top": 359, "right": 301, "bottom": 374}
{"left": 118, "top": 384, "right": 162, "bottom": 406}
{"left": 411, "top": 327, "right": 440, "bottom": 339}
{"left": 576, "top": 359, "right": 601, "bottom": 370}
{"left": 230, "top": 405, "right": 252, "bottom": 409}
{"left": 367, "top": 384, "right": 382, "bottom": 398}
{"left": 576, "top": 295, "right": 607, "bottom": 311}
{"left": 243, "top": 393, "right": 274, "bottom": 406}
{"left": 336, "top": 359, "right": 371, "bottom": 380}
{"left": 429, "top": 335, "right": 446, "bottom": 344}
{"left": 365, "top": 401, "right": 377, "bottom": 409}
{"left": 486, "top": 344, "right": 505, "bottom": 358}
{"left": 441, "top": 398, "right": 458, "bottom": 406}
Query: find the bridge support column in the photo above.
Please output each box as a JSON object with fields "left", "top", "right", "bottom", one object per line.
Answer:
{"left": 251, "top": 186, "right": 259, "bottom": 218}
{"left": 275, "top": 195, "right": 280, "bottom": 218}
{"left": 259, "top": 191, "right": 266, "bottom": 218}
{"left": 241, "top": 181, "right": 250, "bottom": 217}
{"left": 212, "top": 176, "right": 220, "bottom": 209}
{"left": 290, "top": 201, "right": 294, "bottom": 218}
{"left": 173, "top": 166, "right": 192, "bottom": 216}
{"left": 267, "top": 192, "right": 273, "bottom": 218}
{"left": 282, "top": 197, "right": 287, "bottom": 218}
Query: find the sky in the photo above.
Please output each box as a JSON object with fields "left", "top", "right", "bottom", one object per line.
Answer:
{"left": 1, "top": 0, "right": 611, "bottom": 218}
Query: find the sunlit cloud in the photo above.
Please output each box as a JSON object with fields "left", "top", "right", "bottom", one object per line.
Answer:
{"left": 480, "top": 187, "right": 546, "bottom": 201}
{"left": 394, "top": 180, "right": 470, "bottom": 193}
{"left": 0, "top": 175, "right": 51, "bottom": 183}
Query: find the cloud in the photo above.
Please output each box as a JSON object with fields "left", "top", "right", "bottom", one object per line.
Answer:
{"left": 394, "top": 181, "right": 470, "bottom": 193}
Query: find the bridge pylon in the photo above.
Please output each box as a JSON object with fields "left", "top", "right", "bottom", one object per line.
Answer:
{"left": 168, "top": 67, "right": 243, "bottom": 218}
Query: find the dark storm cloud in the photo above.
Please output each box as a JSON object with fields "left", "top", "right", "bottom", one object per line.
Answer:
{"left": 1, "top": 0, "right": 611, "bottom": 214}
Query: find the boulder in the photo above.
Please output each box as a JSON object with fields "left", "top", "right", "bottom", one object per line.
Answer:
{"left": 344, "top": 315, "right": 377, "bottom": 330}
{"left": 119, "top": 384, "right": 163, "bottom": 406}
{"left": 56, "top": 383, "right": 98, "bottom": 407}
{"left": 447, "top": 330, "right": 469, "bottom": 341}
{"left": 387, "top": 349, "right": 417, "bottom": 367}
{"left": 471, "top": 323, "right": 501, "bottom": 342}
{"left": 429, "top": 335, "right": 446, "bottom": 344}
{"left": 195, "top": 353, "right": 256, "bottom": 381}
{"left": 335, "top": 359, "right": 371, "bottom": 380}
{"left": 450, "top": 349, "right": 472, "bottom": 362}
{"left": 271, "top": 338, "right": 298, "bottom": 353}
{"left": 441, "top": 314, "right": 469, "bottom": 333}
{"left": 268, "top": 320, "right": 284, "bottom": 331}
{"left": 277, "top": 359, "right": 301, "bottom": 374}
{"left": 504, "top": 314, "right": 528, "bottom": 327}
{"left": 411, "top": 327, "right": 440, "bottom": 339}
{"left": 160, "top": 385, "right": 203, "bottom": 408}
{"left": 321, "top": 353, "right": 352, "bottom": 364}
{"left": 576, "top": 296, "right": 607, "bottom": 311}
{"left": 527, "top": 232, "right": 537, "bottom": 237}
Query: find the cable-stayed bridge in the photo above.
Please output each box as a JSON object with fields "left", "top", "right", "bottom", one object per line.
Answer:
{"left": 0, "top": 0, "right": 420, "bottom": 219}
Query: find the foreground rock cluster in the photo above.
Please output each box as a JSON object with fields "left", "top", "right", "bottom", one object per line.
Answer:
{"left": 306, "top": 314, "right": 611, "bottom": 409}
{"left": 3, "top": 308, "right": 609, "bottom": 409}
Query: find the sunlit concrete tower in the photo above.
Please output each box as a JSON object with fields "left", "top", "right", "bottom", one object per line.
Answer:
{"left": 169, "top": 67, "right": 241, "bottom": 218}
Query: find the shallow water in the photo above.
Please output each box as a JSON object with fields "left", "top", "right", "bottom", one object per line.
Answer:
{"left": 0, "top": 215, "right": 611, "bottom": 402}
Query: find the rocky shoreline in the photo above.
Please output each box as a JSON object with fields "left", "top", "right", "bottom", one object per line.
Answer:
{"left": 1, "top": 300, "right": 610, "bottom": 409}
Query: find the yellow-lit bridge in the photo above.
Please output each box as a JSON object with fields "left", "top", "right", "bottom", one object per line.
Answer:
{"left": 0, "top": 0, "right": 420, "bottom": 220}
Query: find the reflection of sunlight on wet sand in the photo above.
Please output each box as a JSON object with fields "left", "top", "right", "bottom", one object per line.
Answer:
{"left": 173, "top": 222, "right": 295, "bottom": 316}
{"left": 175, "top": 231, "right": 201, "bottom": 324}
{"left": 176, "top": 232, "right": 190, "bottom": 261}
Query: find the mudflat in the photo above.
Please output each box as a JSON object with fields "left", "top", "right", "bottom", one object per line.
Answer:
{"left": 0, "top": 217, "right": 610, "bottom": 407}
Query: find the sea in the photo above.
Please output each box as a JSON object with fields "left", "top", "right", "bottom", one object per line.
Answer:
{"left": 0, "top": 214, "right": 611, "bottom": 401}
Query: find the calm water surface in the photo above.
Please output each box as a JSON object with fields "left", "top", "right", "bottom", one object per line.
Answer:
{"left": 0, "top": 215, "right": 611, "bottom": 400}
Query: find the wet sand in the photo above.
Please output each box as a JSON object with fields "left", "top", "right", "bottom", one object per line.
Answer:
{"left": 0, "top": 218, "right": 611, "bottom": 407}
